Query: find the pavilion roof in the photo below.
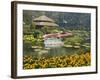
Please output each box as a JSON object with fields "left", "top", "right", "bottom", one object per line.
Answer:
{"left": 33, "top": 15, "right": 55, "bottom": 22}
{"left": 33, "top": 15, "right": 59, "bottom": 27}
{"left": 34, "top": 21, "right": 59, "bottom": 27}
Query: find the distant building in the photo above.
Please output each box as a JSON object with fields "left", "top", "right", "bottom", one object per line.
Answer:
{"left": 33, "top": 15, "right": 59, "bottom": 29}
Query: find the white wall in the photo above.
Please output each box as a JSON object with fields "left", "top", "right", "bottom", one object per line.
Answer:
{"left": 0, "top": 0, "right": 100, "bottom": 80}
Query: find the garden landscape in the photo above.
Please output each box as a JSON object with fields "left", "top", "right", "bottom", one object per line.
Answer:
{"left": 23, "top": 10, "right": 91, "bottom": 69}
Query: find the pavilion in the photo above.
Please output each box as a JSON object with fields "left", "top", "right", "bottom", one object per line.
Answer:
{"left": 33, "top": 15, "right": 59, "bottom": 29}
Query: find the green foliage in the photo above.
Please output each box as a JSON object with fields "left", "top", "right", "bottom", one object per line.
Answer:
{"left": 23, "top": 35, "right": 35, "bottom": 41}
{"left": 23, "top": 10, "right": 90, "bottom": 30}
{"left": 63, "top": 30, "right": 90, "bottom": 46}
{"left": 30, "top": 22, "right": 36, "bottom": 30}
{"left": 64, "top": 36, "right": 82, "bottom": 44}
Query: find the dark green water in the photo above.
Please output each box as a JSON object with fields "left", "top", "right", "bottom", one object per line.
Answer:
{"left": 46, "top": 46, "right": 89, "bottom": 57}
{"left": 24, "top": 46, "right": 90, "bottom": 58}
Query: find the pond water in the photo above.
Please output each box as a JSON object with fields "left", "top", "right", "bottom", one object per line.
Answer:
{"left": 24, "top": 45, "right": 90, "bottom": 58}
{"left": 44, "top": 46, "right": 89, "bottom": 57}
{"left": 23, "top": 38, "right": 90, "bottom": 58}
